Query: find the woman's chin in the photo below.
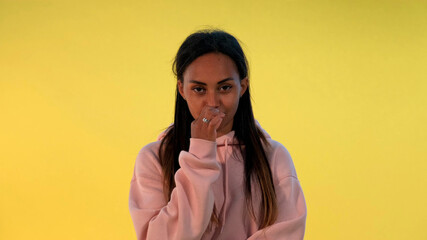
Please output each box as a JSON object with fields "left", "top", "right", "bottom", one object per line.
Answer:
{"left": 216, "top": 122, "right": 233, "bottom": 137}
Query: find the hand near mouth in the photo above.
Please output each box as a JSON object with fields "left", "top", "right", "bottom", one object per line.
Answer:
{"left": 191, "top": 105, "right": 225, "bottom": 142}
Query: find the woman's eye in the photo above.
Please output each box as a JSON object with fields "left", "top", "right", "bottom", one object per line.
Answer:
{"left": 220, "top": 85, "right": 232, "bottom": 92}
{"left": 192, "top": 87, "right": 205, "bottom": 93}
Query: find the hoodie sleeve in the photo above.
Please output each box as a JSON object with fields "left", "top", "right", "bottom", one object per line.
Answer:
{"left": 129, "top": 138, "right": 221, "bottom": 240}
{"left": 247, "top": 142, "right": 307, "bottom": 240}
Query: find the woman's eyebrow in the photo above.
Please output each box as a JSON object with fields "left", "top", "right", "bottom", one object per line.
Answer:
{"left": 189, "top": 78, "right": 234, "bottom": 85}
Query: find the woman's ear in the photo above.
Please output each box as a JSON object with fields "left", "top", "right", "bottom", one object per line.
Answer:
{"left": 177, "top": 80, "right": 186, "bottom": 100}
{"left": 240, "top": 77, "right": 249, "bottom": 97}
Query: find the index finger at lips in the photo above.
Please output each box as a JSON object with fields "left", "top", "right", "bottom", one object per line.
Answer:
{"left": 194, "top": 105, "right": 208, "bottom": 123}
{"left": 204, "top": 108, "right": 223, "bottom": 124}
{"left": 198, "top": 106, "right": 215, "bottom": 121}
{"left": 206, "top": 107, "right": 222, "bottom": 117}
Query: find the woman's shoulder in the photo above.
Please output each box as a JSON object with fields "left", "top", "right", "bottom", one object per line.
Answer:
{"left": 265, "top": 138, "right": 298, "bottom": 180}
{"left": 132, "top": 140, "right": 163, "bottom": 179}
{"left": 137, "top": 140, "right": 162, "bottom": 158}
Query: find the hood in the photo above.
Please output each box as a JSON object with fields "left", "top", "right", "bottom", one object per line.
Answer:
{"left": 156, "top": 119, "right": 271, "bottom": 145}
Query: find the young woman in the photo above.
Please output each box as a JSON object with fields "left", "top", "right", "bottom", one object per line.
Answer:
{"left": 129, "top": 29, "right": 307, "bottom": 240}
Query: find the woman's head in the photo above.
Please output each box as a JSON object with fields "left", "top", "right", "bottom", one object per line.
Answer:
{"left": 173, "top": 29, "right": 250, "bottom": 135}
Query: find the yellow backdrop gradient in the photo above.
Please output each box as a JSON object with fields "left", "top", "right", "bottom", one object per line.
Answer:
{"left": 1, "top": 0, "right": 426, "bottom": 239}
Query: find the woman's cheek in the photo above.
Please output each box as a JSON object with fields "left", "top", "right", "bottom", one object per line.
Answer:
{"left": 189, "top": 103, "right": 203, "bottom": 119}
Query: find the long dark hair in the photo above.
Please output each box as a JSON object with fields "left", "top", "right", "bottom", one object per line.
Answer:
{"left": 158, "top": 29, "right": 277, "bottom": 229}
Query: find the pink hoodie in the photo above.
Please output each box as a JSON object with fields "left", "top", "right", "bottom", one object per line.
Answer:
{"left": 129, "top": 124, "right": 307, "bottom": 240}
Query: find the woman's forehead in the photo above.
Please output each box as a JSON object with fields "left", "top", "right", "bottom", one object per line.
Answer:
{"left": 183, "top": 53, "right": 239, "bottom": 83}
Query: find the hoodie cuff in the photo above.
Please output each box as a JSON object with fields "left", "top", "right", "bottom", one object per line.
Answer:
{"left": 188, "top": 138, "right": 217, "bottom": 161}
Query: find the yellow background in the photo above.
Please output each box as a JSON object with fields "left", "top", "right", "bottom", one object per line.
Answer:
{"left": 1, "top": 0, "right": 426, "bottom": 239}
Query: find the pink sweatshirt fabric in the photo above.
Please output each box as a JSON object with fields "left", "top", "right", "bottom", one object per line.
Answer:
{"left": 129, "top": 125, "right": 307, "bottom": 240}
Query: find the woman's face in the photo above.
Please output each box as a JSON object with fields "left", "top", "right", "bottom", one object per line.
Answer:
{"left": 178, "top": 52, "right": 248, "bottom": 137}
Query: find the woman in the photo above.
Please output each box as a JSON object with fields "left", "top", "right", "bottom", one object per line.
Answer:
{"left": 129, "top": 29, "right": 307, "bottom": 240}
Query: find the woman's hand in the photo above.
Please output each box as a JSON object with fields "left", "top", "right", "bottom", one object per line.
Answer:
{"left": 191, "top": 106, "right": 225, "bottom": 142}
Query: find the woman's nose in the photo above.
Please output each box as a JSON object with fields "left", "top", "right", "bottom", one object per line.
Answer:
{"left": 206, "top": 91, "right": 220, "bottom": 107}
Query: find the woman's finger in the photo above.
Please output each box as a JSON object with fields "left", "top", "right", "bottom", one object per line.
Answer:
{"left": 197, "top": 106, "right": 220, "bottom": 123}
{"left": 208, "top": 114, "right": 224, "bottom": 131}
{"left": 191, "top": 105, "right": 224, "bottom": 141}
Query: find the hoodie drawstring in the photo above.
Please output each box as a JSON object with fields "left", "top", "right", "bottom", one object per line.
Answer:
{"left": 220, "top": 139, "right": 229, "bottom": 234}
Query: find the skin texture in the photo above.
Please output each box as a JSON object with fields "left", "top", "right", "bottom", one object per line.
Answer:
{"left": 178, "top": 52, "right": 248, "bottom": 141}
